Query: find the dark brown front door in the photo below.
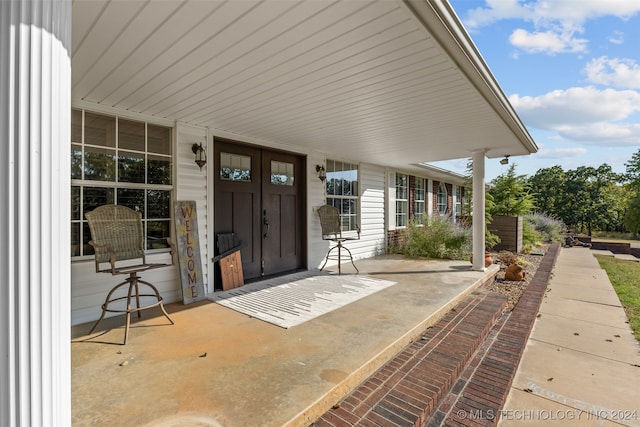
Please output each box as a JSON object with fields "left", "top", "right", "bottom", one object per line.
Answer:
{"left": 214, "top": 139, "right": 305, "bottom": 287}
{"left": 261, "top": 150, "right": 304, "bottom": 275}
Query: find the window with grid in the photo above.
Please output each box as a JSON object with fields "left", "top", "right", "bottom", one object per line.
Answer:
{"left": 395, "top": 173, "right": 408, "bottom": 227}
{"left": 71, "top": 109, "right": 173, "bottom": 258}
{"left": 437, "top": 182, "right": 448, "bottom": 215}
{"left": 325, "top": 160, "right": 359, "bottom": 231}
{"left": 455, "top": 186, "right": 462, "bottom": 217}
{"left": 414, "top": 177, "right": 426, "bottom": 223}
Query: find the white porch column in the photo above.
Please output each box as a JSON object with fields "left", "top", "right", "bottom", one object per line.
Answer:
{"left": 1, "top": 1, "right": 72, "bottom": 426}
{"left": 471, "top": 150, "right": 486, "bottom": 271}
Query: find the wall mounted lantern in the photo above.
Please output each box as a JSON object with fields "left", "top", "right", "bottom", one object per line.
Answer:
{"left": 500, "top": 155, "right": 510, "bottom": 165}
{"left": 192, "top": 143, "right": 207, "bottom": 170}
{"left": 316, "top": 164, "right": 326, "bottom": 182}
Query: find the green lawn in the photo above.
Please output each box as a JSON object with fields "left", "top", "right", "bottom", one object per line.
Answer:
{"left": 595, "top": 255, "right": 640, "bottom": 343}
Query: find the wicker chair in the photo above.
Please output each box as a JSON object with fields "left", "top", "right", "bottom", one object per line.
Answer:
{"left": 317, "top": 205, "right": 360, "bottom": 274}
{"left": 85, "top": 204, "right": 175, "bottom": 344}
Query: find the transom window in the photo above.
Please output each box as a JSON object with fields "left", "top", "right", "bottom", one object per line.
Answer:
{"left": 270, "top": 160, "right": 294, "bottom": 186}
{"left": 414, "top": 177, "right": 426, "bottom": 223}
{"left": 437, "top": 182, "right": 448, "bottom": 215}
{"left": 395, "top": 173, "right": 408, "bottom": 227}
{"left": 71, "top": 109, "right": 173, "bottom": 258}
{"left": 325, "top": 160, "right": 359, "bottom": 231}
{"left": 220, "top": 152, "right": 251, "bottom": 182}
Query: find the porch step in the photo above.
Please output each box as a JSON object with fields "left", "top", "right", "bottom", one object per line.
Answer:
{"left": 312, "top": 289, "right": 508, "bottom": 427}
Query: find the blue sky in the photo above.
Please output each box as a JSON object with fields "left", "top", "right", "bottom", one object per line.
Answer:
{"left": 429, "top": 0, "right": 640, "bottom": 182}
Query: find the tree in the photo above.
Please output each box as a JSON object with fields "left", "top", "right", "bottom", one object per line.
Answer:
{"left": 625, "top": 148, "right": 640, "bottom": 191}
{"left": 625, "top": 195, "right": 640, "bottom": 238}
{"left": 488, "top": 163, "right": 535, "bottom": 217}
{"left": 560, "top": 165, "right": 622, "bottom": 235}
{"left": 528, "top": 166, "right": 566, "bottom": 218}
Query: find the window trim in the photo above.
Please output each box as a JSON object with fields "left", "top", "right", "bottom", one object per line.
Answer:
{"left": 414, "top": 176, "right": 426, "bottom": 224}
{"left": 395, "top": 172, "right": 408, "bottom": 228}
{"left": 437, "top": 182, "right": 448, "bottom": 215}
{"left": 454, "top": 185, "right": 462, "bottom": 217}
{"left": 325, "top": 159, "right": 359, "bottom": 232}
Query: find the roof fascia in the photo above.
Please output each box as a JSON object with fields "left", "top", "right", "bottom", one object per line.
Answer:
{"left": 400, "top": 0, "right": 538, "bottom": 157}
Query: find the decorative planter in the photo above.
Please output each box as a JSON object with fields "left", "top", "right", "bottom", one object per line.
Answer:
{"left": 470, "top": 252, "right": 493, "bottom": 267}
{"left": 505, "top": 263, "right": 526, "bottom": 281}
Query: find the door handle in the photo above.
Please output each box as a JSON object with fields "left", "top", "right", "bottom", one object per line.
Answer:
{"left": 263, "top": 209, "right": 270, "bottom": 239}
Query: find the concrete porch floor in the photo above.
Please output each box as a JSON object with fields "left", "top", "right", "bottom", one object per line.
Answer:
{"left": 71, "top": 255, "right": 498, "bottom": 427}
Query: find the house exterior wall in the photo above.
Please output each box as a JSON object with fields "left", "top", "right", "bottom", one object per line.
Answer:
{"left": 353, "top": 163, "right": 387, "bottom": 259}
{"left": 175, "top": 123, "right": 211, "bottom": 294}
{"left": 432, "top": 180, "right": 454, "bottom": 216}
{"left": 386, "top": 173, "right": 464, "bottom": 251}
{"left": 311, "top": 160, "right": 387, "bottom": 269}
{"left": 70, "top": 117, "right": 207, "bottom": 325}
{"left": 69, "top": 106, "right": 466, "bottom": 325}
{"left": 308, "top": 151, "right": 330, "bottom": 268}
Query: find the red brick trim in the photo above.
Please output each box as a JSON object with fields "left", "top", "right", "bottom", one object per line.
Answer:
{"left": 435, "top": 242, "right": 561, "bottom": 426}
{"left": 313, "top": 243, "right": 561, "bottom": 427}
{"left": 313, "top": 291, "right": 507, "bottom": 427}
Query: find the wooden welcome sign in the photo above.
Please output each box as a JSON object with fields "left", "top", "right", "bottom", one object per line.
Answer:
{"left": 174, "top": 201, "right": 206, "bottom": 304}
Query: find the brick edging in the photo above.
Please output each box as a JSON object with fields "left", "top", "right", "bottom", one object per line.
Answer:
{"left": 435, "top": 242, "right": 561, "bottom": 426}
{"left": 313, "top": 289, "right": 508, "bottom": 426}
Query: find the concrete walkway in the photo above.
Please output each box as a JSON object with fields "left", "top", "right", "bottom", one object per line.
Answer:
{"left": 500, "top": 247, "right": 640, "bottom": 426}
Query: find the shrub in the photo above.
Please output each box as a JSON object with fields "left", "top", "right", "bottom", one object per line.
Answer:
{"left": 497, "top": 252, "right": 519, "bottom": 267}
{"left": 522, "top": 219, "right": 543, "bottom": 252}
{"left": 524, "top": 213, "right": 567, "bottom": 243}
{"left": 394, "top": 216, "right": 472, "bottom": 260}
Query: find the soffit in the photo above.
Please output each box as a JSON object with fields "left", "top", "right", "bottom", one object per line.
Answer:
{"left": 72, "top": 0, "right": 536, "bottom": 168}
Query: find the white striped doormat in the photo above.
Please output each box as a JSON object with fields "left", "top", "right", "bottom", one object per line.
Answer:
{"left": 207, "top": 272, "right": 396, "bottom": 328}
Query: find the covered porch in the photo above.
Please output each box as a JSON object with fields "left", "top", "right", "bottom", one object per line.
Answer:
{"left": 72, "top": 257, "right": 498, "bottom": 427}
{"left": 2, "top": 1, "right": 538, "bottom": 425}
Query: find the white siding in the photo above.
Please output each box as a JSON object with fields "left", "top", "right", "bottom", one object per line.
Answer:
{"left": 176, "top": 123, "right": 211, "bottom": 293}
{"left": 356, "top": 163, "right": 387, "bottom": 258}
{"left": 308, "top": 151, "right": 331, "bottom": 269}
{"left": 71, "top": 254, "right": 179, "bottom": 325}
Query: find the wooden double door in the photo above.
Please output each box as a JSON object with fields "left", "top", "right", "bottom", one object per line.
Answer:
{"left": 214, "top": 139, "right": 306, "bottom": 287}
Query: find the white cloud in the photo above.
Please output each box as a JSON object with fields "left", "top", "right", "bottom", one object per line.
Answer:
{"left": 464, "top": 0, "right": 640, "bottom": 29}
{"left": 509, "top": 29, "right": 587, "bottom": 54}
{"left": 608, "top": 30, "right": 624, "bottom": 44}
{"left": 509, "top": 86, "right": 640, "bottom": 146}
{"left": 462, "top": 0, "right": 640, "bottom": 55}
{"left": 463, "top": 0, "right": 526, "bottom": 29}
{"left": 559, "top": 123, "right": 640, "bottom": 145}
{"left": 584, "top": 57, "right": 640, "bottom": 89}
{"left": 532, "top": 148, "right": 587, "bottom": 159}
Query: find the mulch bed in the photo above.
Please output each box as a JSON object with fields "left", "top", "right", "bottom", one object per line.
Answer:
{"left": 484, "top": 244, "right": 550, "bottom": 311}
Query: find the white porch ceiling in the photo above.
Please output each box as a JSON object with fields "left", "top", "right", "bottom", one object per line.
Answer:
{"left": 71, "top": 0, "right": 537, "bottom": 170}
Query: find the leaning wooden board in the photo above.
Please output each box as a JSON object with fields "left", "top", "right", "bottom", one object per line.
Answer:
{"left": 219, "top": 251, "right": 244, "bottom": 290}
{"left": 174, "top": 200, "right": 206, "bottom": 304}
